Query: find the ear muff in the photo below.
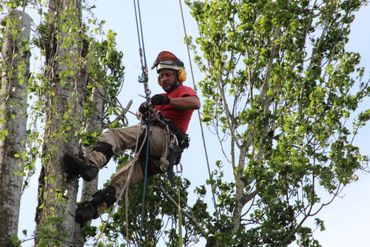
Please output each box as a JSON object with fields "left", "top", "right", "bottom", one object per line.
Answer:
{"left": 177, "top": 68, "right": 186, "bottom": 83}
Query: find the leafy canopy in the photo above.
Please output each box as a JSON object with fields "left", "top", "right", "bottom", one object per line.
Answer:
{"left": 185, "top": 0, "right": 370, "bottom": 246}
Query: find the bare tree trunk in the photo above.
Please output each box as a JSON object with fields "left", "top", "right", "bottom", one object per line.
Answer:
{"left": 0, "top": 10, "right": 32, "bottom": 247}
{"left": 81, "top": 86, "right": 105, "bottom": 201}
{"left": 71, "top": 42, "right": 90, "bottom": 247}
{"left": 35, "top": 0, "right": 84, "bottom": 246}
{"left": 73, "top": 86, "right": 105, "bottom": 246}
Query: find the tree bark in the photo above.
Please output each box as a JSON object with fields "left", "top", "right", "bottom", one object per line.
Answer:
{"left": 0, "top": 10, "right": 32, "bottom": 247}
{"left": 35, "top": 0, "right": 84, "bottom": 246}
{"left": 81, "top": 86, "right": 105, "bottom": 201}
{"left": 73, "top": 86, "right": 105, "bottom": 246}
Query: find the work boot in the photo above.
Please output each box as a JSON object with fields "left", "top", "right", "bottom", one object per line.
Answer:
{"left": 62, "top": 153, "right": 98, "bottom": 181}
{"left": 75, "top": 201, "right": 97, "bottom": 225}
{"left": 75, "top": 186, "right": 116, "bottom": 225}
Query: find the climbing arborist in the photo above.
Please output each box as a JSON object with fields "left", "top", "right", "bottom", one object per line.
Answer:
{"left": 63, "top": 51, "right": 200, "bottom": 225}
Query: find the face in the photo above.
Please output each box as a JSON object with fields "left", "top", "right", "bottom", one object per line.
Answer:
{"left": 158, "top": 69, "right": 178, "bottom": 93}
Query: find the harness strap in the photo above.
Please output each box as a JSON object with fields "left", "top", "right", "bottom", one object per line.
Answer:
{"left": 166, "top": 133, "right": 184, "bottom": 180}
{"left": 159, "top": 125, "right": 171, "bottom": 172}
{"left": 139, "top": 111, "right": 190, "bottom": 178}
{"left": 138, "top": 125, "right": 181, "bottom": 176}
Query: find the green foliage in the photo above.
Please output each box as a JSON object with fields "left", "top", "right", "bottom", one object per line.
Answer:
{"left": 97, "top": 174, "right": 204, "bottom": 246}
{"left": 34, "top": 217, "right": 70, "bottom": 247}
{"left": 9, "top": 234, "right": 21, "bottom": 247}
{"left": 30, "top": 0, "right": 126, "bottom": 148}
{"left": 2, "top": 0, "right": 25, "bottom": 9}
{"left": 185, "top": 0, "right": 370, "bottom": 245}
{"left": 1, "top": 0, "right": 126, "bottom": 245}
{"left": 83, "top": 29, "right": 125, "bottom": 130}
{"left": 0, "top": 0, "right": 37, "bottom": 196}
{"left": 2, "top": 0, "right": 368, "bottom": 246}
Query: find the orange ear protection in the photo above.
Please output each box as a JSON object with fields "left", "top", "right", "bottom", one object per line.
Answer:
{"left": 177, "top": 68, "right": 186, "bottom": 83}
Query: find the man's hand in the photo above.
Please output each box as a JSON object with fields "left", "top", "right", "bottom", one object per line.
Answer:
{"left": 138, "top": 102, "right": 149, "bottom": 114}
{"left": 151, "top": 94, "right": 170, "bottom": 105}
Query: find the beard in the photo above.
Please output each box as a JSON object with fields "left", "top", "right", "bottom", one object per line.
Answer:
{"left": 162, "top": 81, "right": 180, "bottom": 93}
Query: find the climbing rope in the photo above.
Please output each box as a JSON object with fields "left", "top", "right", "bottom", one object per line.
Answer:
{"left": 159, "top": 182, "right": 206, "bottom": 236}
{"left": 94, "top": 117, "right": 148, "bottom": 246}
{"left": 101, "top": 1, "right": 218, "bottom": 245}
{"left": 177, "top": 183, "right": 183, "bottom": 247}
{"left": 177, "top": 0, "right": 220, "bottom": 219}
{"left": 132, "top": 0, "right": 151, "bottom": 245}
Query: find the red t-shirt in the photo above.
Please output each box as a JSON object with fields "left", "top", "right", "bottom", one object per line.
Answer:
{"left": 155, "top": 85, "right": 197, "bottom": 133}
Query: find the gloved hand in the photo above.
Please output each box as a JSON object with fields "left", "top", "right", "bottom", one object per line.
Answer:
{"left": 151, "top": 94, "right": 170, "bottom": 105}
{"left": 138, "top": 102, "right": 149, "bottom": 114}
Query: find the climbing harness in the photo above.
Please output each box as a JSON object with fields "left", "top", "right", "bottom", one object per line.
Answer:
{"left": 153, "top": 111, "right": 189, "bottom": 179}
{"left": 137, "top": 108, "right": 189, "bottom": 178}
{"left": 130, "top": 0, "right": 211, "bottom": 244}
{"left": 100, "top": 0, "right": 212, "bottom": 245}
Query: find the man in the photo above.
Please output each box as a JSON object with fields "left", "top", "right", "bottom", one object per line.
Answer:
{"left": 63, "top": 51, "right": 200, "bottom": 225}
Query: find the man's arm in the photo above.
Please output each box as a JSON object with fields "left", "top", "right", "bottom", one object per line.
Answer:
{"left": 150, "top": 94, "right": 200, "bottom": 110}
{"left": 168, "top": 95, "right": 200, "bottom": 110}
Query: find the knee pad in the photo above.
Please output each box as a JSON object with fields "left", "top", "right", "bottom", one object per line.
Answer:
{"left": 92, "top": 142, "right": 113, "bottom": 162}
{"left": 91, "top": 186, "right": 116, "bottom": 208}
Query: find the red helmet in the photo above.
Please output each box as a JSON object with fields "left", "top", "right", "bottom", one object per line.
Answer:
{"left": 151, "top": 51, "right": 187, "bottom": 83}
{"left": 151, "top": 51, "right": 184, "bottom": 73}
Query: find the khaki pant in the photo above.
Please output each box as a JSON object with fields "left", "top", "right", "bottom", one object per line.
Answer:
{"left": 87, "top": 124, "right": 169, "bottom": 199}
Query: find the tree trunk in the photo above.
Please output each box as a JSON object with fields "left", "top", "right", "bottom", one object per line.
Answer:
{"left": 35, "top": 0, "right": 84, "bottom": 246}
{"left": 0, "top": 10, "right": 32, "bottom": 247}
{"left": 72, "top": 86, "right": 104, "bottom": 246}
{"left": 81, "top": 86, "right": 105, "bottom": 201}
{"left": 73, "top": 86, "right": 105, "bottom": 246}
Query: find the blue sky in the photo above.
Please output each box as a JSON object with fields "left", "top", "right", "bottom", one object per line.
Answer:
{"left": 18, "top": 1, "right": 370, "bottom": 246}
